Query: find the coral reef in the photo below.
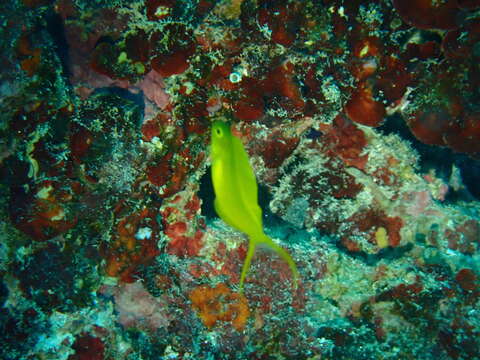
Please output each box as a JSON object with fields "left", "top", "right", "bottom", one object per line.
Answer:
{"left": 0, "top": 0, "right": 480, "bottom": 359}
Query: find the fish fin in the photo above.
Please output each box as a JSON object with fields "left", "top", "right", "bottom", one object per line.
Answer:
{"left": 239, "top": 239, "right": 257, "bottom": 293}
{"left": 259, "top": 234, "right": 299, "bottom": 290}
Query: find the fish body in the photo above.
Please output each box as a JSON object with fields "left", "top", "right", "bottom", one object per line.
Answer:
{"left": 210, "top": 120, "right": 299, "bottom": 292}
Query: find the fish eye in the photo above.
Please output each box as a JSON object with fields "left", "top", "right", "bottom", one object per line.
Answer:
{"left": 216, "top": 128, "right": 223, "bottom": 137}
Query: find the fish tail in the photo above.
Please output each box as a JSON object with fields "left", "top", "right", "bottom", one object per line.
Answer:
{"left": 239, "top": 241, "right": 256, "bottom": 293}
{"left": 259, "top": 234, "right": 299, "bottom": 290}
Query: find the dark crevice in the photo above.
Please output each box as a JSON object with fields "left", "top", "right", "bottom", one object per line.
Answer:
{"left": 379, "top": 114, "right": 480, "bottom": 201}
{"left": 198, "top": 168, "right": 297, "bottom": 232}
{"left": 45, "top": 12, "right": 71, "bottom": 78}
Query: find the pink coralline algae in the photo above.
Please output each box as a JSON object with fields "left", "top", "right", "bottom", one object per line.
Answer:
{"left": 111, "top": 281, "right": 170, "bottom": 331}
{"left": 137, "top": 70, "right": 171, "bottom": 110}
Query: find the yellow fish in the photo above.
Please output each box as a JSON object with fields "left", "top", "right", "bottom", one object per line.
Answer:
{"left": 210, "top": 120, "right": 299, "bottom": 292}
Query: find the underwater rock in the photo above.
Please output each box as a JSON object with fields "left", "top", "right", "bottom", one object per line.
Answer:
{"left": 1, "top": 1, "right": 479, "bottom": 359}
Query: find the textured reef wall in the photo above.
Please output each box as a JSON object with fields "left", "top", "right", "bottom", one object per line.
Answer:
{"left": 0, "top": 0, "right": 480, "bottom": 359}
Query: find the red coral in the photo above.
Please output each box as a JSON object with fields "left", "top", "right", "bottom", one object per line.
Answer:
{"left": 217, "top": 243, "right": 247, "bottom": 284}
{"left": 325, "top": 168, "right": 363, "bottom": 199}
{"left": 185, "top": 195, "right": 201, "bottom": 217}
{"left": 406, "top": 108, "right": 452, "bottom": 146}
{"left": 349, "top": 34, "right": 411, "bottom": 105}
{"left": 150, "top": 23, "right": 195, "bottom": 77}
{"left": 262, "top": 62, "right": 304, "bottom": 110}
{"left": 405, "top": 41, "right": 441, "bottom": 61}
{"left": 206, "top": 62, "right": 236, "bottom": 90}
{"left": 104, "top": 209, "right": 160, "bottom": 282}
{"left": 146, "top": 154, "right": 173, "bottom": 187}
{"left": 345, "top": 82, "right": 385, "bottom": 127}
{"left": 457, "top": 219, "right": 480, "bottom": 245}
{"left": 68, "top": 334, "right": 104, "bottom": 360}
{"left": 70, "top": 124, "right": 94, "bottom": 163}
{"left": 372, "top": 166, "right": 396, "bottom": 186}
{"left": 383, "top": 216, "right": 403, "bottom": 247}
{"left": 10, "top": 101, "right": 51, "bottom": 139}
{"left": 10, "top": 181, "right": 77, "bottom": 241}
{"left": 182, "top": 100, "right": 209, "bottom": 135}
{"left": 145, "top": 136, "right": 193, "bottom": 198}
{"left": 165, "top": 161, "right": 189, "bottom": 197}
{"left": 161, "top": 193, "right": 204, "bottom": 257}
{"left": 141, "top": 119, "right": 161, "bottom": 142}
{"left": 262, "top": 132, "right": 299, "bottom": 168}
{"left": 446, "top": 220, "right": 479, "bottom": 254}
{"left": 203, "top": 58, "right": 282, "bottom": 124}
{"left": 166, "top": 228, "right": 203, "bottom": 257}
{"left": 232, "top": 78, "right": 265, "bottom": 122}
{"left": 151, "top": 49, "right": 192, "bottom": 77}
{"left": 197, "top": 0, "right": 215, "bottom": 14}
{"left": 376, "top": 56, "right": 411, "bottom": 103}
{"left": 319, "top": 114, "right": 368, "bottom": 170}
{"left": 405, "top": 19, "right": 480, "bottom": 156}
{"left": 164, "top": 221, "right": 186, "bottom": 243}
{"left": 350, "top": 36, "right": 381, "bottom": 81}
{"left": 381, "top": 281, "right": 423, "bottom": 302}
{"left": 233, "top": 94, "right": 265, "bottom": 122}
{"left": 19, "top": 43, "right": 42, "bottom": 77}
{"left": 258, "top": 2, "right": 301, "bottom": 46}
{"left": 206, "top": 96, "right": 223, "bottom": 114}
{"left": 455, "top": 268, "right": 478, "bottom": 292}
{"left": 442, "top": 19, "right": 480, "bottom": 60}
{"left": 341, "top": 237, "right": 362, "bottom": 252}
{"left": 444, "top": 112, "right": 480, "bottom": 154}
{"left": 345, "top": 209, "right": 403, "bottom": 248}
{"left": 443, "top": 30, "right": 470, "bottom": 60}
{"left": 184, "top": 116, "right": 208, "bottom": 135}
{"left": 408, "top": 106, "right": 480, "bottom": 155}
{"left": 141, "top": 112, "right": 173, "bottom": 141}
{"left": 393, "top": 0, "right": 460, "bottom": 30}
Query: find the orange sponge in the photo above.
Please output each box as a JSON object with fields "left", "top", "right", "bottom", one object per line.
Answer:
{"left": 189, "top": 283, "right": 249, "bottom": 331}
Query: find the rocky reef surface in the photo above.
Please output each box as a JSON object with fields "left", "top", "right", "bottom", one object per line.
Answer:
{"left": 0, "top": 0, "right": 480, "bottom": 359}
